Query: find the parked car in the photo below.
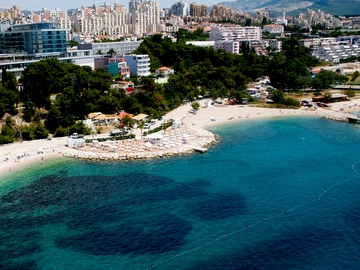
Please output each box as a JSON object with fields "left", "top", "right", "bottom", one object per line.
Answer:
{"left": 143, "top": 123, "right": 151, "bottom": 129}
{"left": 70, "top": 133, "right": 84, "bottom": 138}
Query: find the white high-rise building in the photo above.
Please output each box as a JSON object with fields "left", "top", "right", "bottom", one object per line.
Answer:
{"left": 168, "top": 1, "right": 188, "bottom": 17}
{"left": 214, "top": 41, "right": 240, "bottom": 54}
{"left": 211, "top": 25, "right": 262, "bottom": 42}
{"left": 129, "top": 1, "right": 160, "bottom": 35}
{"left": 73, "top": 4, "right": 128, "bottom": 36}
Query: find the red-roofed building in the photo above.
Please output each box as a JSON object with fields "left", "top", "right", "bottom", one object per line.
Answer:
{"left": 112, "top": 80, "right": 135, "bottom": 94}
{"left": 155, "top": 66, "right": 174, "bottom": 78}
{"left": 118, "top": 110, "right": 134, "bottom": 119}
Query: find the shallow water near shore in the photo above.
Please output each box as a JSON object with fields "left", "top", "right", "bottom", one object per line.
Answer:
{"left": 1, "top": 116, "right": 360, "bottom": 270}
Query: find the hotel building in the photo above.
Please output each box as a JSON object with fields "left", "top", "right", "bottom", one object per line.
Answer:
{"left": 0, "top": 22, "right": 67, "bottom": 55}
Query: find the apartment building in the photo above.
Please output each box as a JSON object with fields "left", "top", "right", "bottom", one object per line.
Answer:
{"left": 263, "top": 24, "right": 284, "bottom": 36}
{"left": 210, "top": 25, "right": 262, "bottom": 42}
{"left": 77, "top": 40, "right": 142, "bottom": 56}
{"left": 214, "top": 41, "right": 240, "bottom": 54}
{"left": 263, "top": 39, "right": 282, "bottom": 52}
{"left": 74, "top": 7, "right": 128, "bottom": 36}
{"left": 189, "top": 3, "right": 208, "bottom": 18}
{"left": 94, "top": 56, "right": 130, "bottom": 78}
{"left": 128, "top": 1, "right": 161, "bottom": 35}
{"left": 300, "top": 36, "right": 360, "bottom": 62}
{"left": 168, "top": 1, "right": 189, "bottom": 17}
{"left": 122, "top": 54, "right": 150, "bottom": 76}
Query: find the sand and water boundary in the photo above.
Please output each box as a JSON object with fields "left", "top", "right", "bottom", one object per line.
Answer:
{"left": 1, "top": 99, "right": 360, "bottom": 176}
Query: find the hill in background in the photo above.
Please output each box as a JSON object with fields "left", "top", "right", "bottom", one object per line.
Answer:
{"left": 217, "top": 0, "right": 360, "bottom": 16}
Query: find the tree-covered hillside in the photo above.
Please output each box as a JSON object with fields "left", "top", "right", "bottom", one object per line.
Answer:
{"left": 1, "top": 34, "right": 346, "bottom": 143}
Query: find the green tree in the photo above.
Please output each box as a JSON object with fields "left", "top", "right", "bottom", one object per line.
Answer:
{"left": 347, "top": 88, "right": 355, "bottom": 98}
{"left": 20, "top": 58, "right": 66, "bottom": 109}
{"left": 22, "top": 101, "right": 36, "bottom": 122}
{"left": 54, "top": 126, "right": 68, "bottom": 137}
{"left": 139, "top": 120, "right": 145, "bottom": 140}
{"left": 351, "top": 71, "right": 359, "bottom": 82}
{"left": 89, "top": 68, "right": 113, "bottom": 92}
{"left": 141, "top": 77, "right": 156, "bottom": 92}
{"left": 33, "top": 121, "right": 49, "bottom": 139}
{"left": 69, "top": 122, "right": 90, "bottom": 135}
{"left": 271, "top": 90, "right": 284, "bottom": 103}
{"left": 45, "top": 104, "right": 63, "bottom": 133}
{"left": 0, "top": 69, "right": 19, "bottom": 116}
{"left": 191, "top": 101, "right": 200, "bottom": 114}
{"left": 0, "top": 116, "right": 15, "bottom": 144}
{"left": 107, "top": 48, "right": 116, "bottom": 57}
{"left": 1, "top": 66, "right": 7, "bottom": 83}
{"left": 68, "top": 40, "right": 78, "bottom": 48}
{"left": 122, "top": 114, "right": 135, "bottom": 129}
{"left": 314, "top": 70, "right": 336, "bottom": 90}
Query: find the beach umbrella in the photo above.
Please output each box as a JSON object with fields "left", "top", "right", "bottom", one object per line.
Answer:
{"left": 145, "top": 142, "right": 152, "bottom": 148}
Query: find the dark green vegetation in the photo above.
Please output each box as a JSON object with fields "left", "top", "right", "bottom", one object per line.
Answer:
{"left": 0, "top": 34, "right": 347, "bottom": 144}
{"left": 339, "top": 55, "right": 360, "bottom": 64}
{"left": 175, "top": 28, "right": 210, "bottom": 42}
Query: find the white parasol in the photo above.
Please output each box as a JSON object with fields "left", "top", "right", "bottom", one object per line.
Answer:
{"left": 145, "top": 142, "right": 152, "bottom": 148}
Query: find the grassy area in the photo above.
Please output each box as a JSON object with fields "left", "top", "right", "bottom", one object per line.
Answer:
{"left": 345, "top": 72, "right": 360, "bottom": 85}
{"left": 347, "top": 77, "right": 360, "bottom": 85}
{"left": 286, "top": 92, "right": 315, "bottom": 100}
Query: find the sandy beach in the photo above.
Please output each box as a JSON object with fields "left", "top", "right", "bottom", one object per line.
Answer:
{"left": 1, "top": 99, "right": 360, "bottom": 176}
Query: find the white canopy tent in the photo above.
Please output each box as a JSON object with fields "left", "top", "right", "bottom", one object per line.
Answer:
{"left": 147, "top": 133, "right": 163, "bottom": 144}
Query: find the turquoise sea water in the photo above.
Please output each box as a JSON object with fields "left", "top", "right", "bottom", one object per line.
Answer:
{"left": 1, "top": 116, "right": 360, "bottom": 270}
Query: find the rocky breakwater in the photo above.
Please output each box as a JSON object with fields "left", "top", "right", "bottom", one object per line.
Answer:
{"left": 61, "top": 127, "right": 218, "bottom": 162}
{"left": 325, "top": 114, "right": 348, "bottom": 122}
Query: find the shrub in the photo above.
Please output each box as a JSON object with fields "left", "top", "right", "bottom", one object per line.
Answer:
{"left": 54, "top": 126, "right": 68, "bottom": 137}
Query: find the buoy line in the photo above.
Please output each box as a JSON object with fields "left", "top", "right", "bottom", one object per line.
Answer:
{"left": 145, "top": 162, "right": 360, "bottom": 270}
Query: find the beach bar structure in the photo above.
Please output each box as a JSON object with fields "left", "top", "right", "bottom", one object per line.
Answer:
{"left": 67, "top": 138, "right": 86, "bottom": 148}
{"left": 312, "top": 93, "right": 349, "bottom": 103}
{"left": 172, "top": 119, "right": 182, "bottom": 129}
{"left": 132, "top": 113, "right": 149, "bottom": 123}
